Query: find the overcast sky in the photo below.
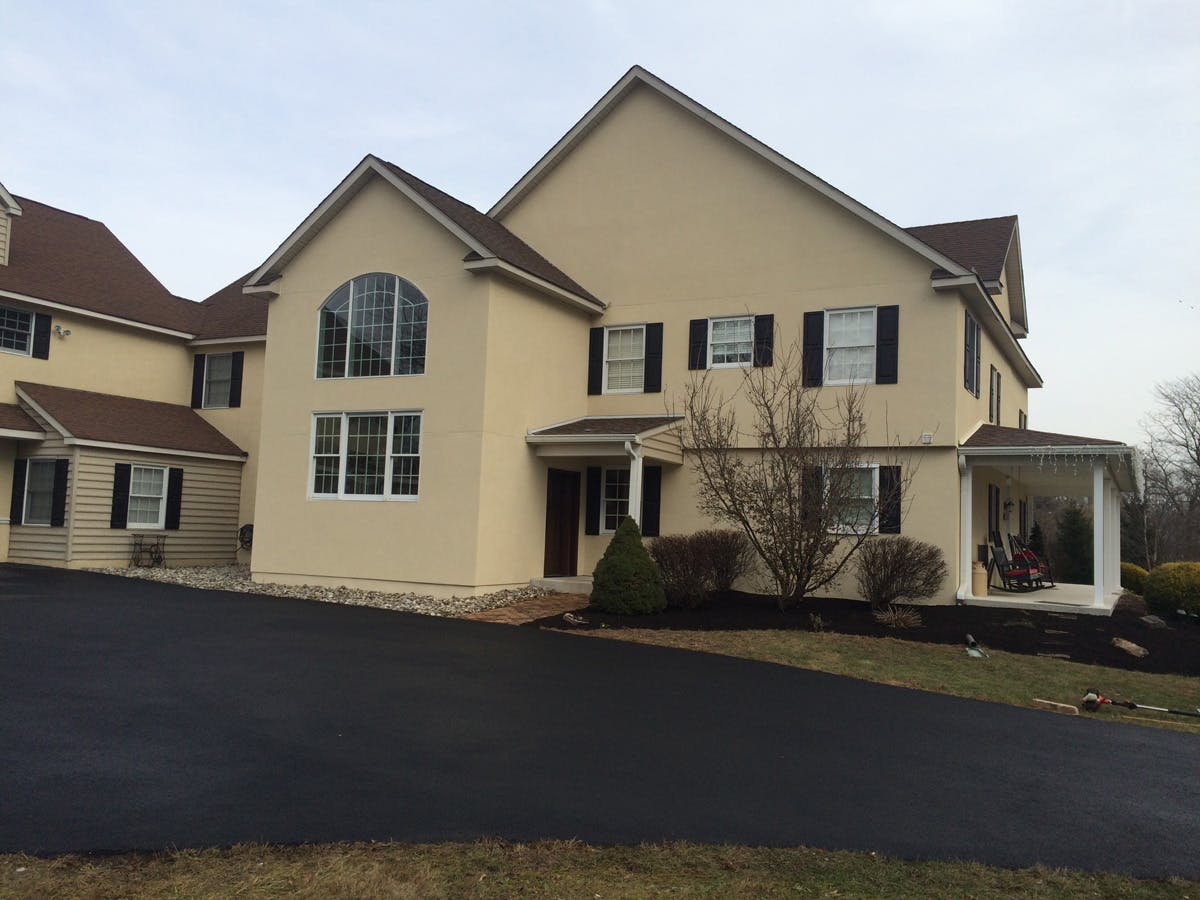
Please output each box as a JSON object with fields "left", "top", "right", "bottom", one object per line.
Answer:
{"left": 2, "top": 1, "right": 1196, "bottom": 444}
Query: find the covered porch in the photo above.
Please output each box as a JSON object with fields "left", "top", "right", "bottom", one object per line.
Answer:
{"left": 956, "top": 425, "right": 1141, "bottom": 615}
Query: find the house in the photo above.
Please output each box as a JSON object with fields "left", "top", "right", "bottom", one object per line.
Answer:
{"left": 0, "top": 186, "right": 267, "bottom": 568}
{"left": 2, "top": 66, "right": 1139, "bottom": 610}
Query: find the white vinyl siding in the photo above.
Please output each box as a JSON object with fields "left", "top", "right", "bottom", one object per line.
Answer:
{"left": 310, "top": 411, "right": 422, "bottom": 500}
{"left": 824, "top": 307, "right": 876, "bottom": 385}
{"left": 604, "top": 325, "right": 645, "bottom": 393}
{"left": 7, "top": 407, "right": 70, "bottom": 562}
{"left": 708, "top": 316, "right": 753, "bottom": 367}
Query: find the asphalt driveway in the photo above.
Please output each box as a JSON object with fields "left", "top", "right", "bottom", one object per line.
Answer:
{"left": 1, "top": 565, "right": 1197, "bottom": 878}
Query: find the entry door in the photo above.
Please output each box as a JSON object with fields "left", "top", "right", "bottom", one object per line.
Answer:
{"left": 544, "top": 469, "right": 580, "bottom": 577}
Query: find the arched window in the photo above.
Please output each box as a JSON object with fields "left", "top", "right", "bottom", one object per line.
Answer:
{"left": 317, "top": 273, "right": 428, "bottom": 378}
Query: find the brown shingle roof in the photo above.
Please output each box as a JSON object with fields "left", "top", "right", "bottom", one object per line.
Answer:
{"left": 1, "top": 197, "right": 201, "bottom": 333}
{"left": 905, "top": 215, "right": 1017, "bottom": 283}
{"left": 0, "top": 402, "right": 40, "bottom": 434}
{"left": 379, "top": 161, "right": 601, "bottom": 305}
{"left": 16, "top": 382, "right": 246, "bottom": 457}
{"left": 194, "top": 273, "right": 268, "bottom": 340}
{"left": 962, "top": 424, "right": 1125, "bottom": 449}
{"left": 531, "top": 415, "right": 682, "bottom": 437}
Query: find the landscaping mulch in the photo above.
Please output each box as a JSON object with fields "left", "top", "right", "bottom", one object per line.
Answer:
{"left": 531, "top": 592, "right": 1200, "bottom": 676}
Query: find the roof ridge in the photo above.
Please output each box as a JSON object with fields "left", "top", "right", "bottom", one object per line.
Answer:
{"left": 16, "top": 380, "right": 194, "bottom": 412}
{"left": 12, "top": 195, "right": 103, "bottom": 224}
{"left": 906, "top": 214, "right": 1018, "bottom": 231}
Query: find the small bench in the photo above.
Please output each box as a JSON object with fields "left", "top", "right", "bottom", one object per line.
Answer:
{"left": 130, "top": 534, "right": 166, "bottom": 567}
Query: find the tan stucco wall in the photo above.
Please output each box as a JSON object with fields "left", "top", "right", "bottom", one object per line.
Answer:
{"left": 249, "top": 174, "right": 499, "bottom": 592}
{"left": 954, "top": 303, "right": 1031, "bottom": 441}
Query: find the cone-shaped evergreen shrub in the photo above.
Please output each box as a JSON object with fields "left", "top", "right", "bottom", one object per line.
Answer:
{"left": 590, "top": 517, "right": 666, "bottom": 615}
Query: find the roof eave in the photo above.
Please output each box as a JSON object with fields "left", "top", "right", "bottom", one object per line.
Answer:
{"left": 463, "top": 257, "right": 605, "bottom": 313}
{"left": 0, "top": 180, "right": 22, "bottom": 216}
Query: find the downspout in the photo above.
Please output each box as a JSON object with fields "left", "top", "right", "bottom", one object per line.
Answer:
{"left": 624, "top": 439, "right": 644, "bottom": 526}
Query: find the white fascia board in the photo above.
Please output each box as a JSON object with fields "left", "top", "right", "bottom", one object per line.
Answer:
{"left": 0, "top": 427, "right": 45, "bottom": 440}
{"left": 1004, "top": 221, "right": 1029, "bottom": 336}
{"left": 0, "top": 289, "right": 196, "bottom": 339}
{"left": 188, "top": 334, "right": 267, "bottom": 347}
{"left": 932, "top": 275, "right": 1042, "bottom": 388}
{"left": 12, "top": 387, "right": 73, "bottom": 441}
{"left": 0, "top": 180, "right": 22, "bottom": 215}
{"left": 526, "top": 433, "right": 638, "bottom": 444}
{"left": 958, "top": 444, "right": 1131, "bottom": 458}
{"left": 65, "top": 438, "right": 247, "bottom": 463}
{"left": 245, "top": 156, "right": 493, "bottom": 295}
{"left": 488, "top": 66, "right": 972, "bottom": 280}
{"left": 463, "top": 257, "right": 605, "bottom": 313}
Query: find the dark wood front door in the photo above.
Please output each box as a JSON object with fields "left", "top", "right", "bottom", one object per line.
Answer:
{"left": 544, "top": 469, "right": 580, "bottom": 577}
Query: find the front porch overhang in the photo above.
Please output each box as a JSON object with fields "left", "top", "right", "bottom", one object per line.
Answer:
{"left": 526, "top": 415, "right": 684, "bottom": 466}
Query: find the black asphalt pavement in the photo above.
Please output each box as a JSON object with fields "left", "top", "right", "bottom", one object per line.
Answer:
{"left": 1, "top": 565, "right": 1197, "bottom": 878}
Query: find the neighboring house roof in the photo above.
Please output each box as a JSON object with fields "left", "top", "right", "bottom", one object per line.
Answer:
{"left": 192, "top": 273, "right": 268, "bottom": 342}
{"left": 244, "top": 156, "right": 602, "bottom": 313}
{"left": 529, "top": 415, "right": 682, "bottom": 438}
{"left": 961, "top": 424, "right": 1125, "bottom": 449}
{"left": 0, "top": 196, "right": 201, "bottom": 335}
{"left": 905, "top": 216, "right": 1016, "bottom": 283}
{"left": 0, "top": 402, "right": 42, "bottom": 438}
{"left": 0, "top": 180, "right": 21, "bottom": 215}
{"left": 15, "top": 382, "right": 246, "bottom": 459}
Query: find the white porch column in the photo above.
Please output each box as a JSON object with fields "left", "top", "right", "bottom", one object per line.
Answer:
{"left": 1092, "top": 461, "right": 1106, "bottom": 607}
{"left": 958, "top": 458, "right": 973, "bottom": 600}
{"left": 625, "top": 441, "right": 644, "bottom": 527}
{"left": 1106, "top": 479, "right": 1121, "bottom": 594}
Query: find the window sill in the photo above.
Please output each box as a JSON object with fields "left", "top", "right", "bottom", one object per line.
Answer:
{"left": 824, "top": 378, "right": 878, "bottom": 387}
{"left": 127, "top": 524, "right": 167, "bottom": 531}
{"left": 0, "top": 346, "right": 32, "bottom": 358}
{"left": 709, "top": 361, "right": 752, "bottom": 370}
{"left": 308, "top": 495, "right": 419, "bottom": 502}
{"left": 601, "top": 387, "right": 644, "bottom": 395}
{"left": 314, "top": 372, "right": 427, "bottom": 382}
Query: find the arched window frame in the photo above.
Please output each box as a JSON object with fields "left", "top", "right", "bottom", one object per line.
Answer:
{"left": 316, "top": 273, "right": 429, "bottom": 379}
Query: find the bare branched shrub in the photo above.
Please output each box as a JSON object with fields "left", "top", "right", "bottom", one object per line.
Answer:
{"left": 693, "top": 530, "right": 754, "bottom": 593}
{"left": 871, "top": 604, "right": 923, "bottom": 629}
{"left": 681, "top": 334, "right": 917, "bottom": 609}
{"left": 649, "top": 529, "right": 753, "bottom": 607}
{"left": 854, "top": 537, "right": 948, "bottom": 610}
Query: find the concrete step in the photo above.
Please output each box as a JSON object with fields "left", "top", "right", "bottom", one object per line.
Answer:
{"left": 531, "top": 576, "right": 593, "bottom": 594}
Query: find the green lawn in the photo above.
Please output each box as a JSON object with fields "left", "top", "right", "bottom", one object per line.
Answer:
{"left": 2, "top": 840, "right": 1194, "bottom": 899}
{"left": 579, "top": 627, "right": 1200, "bottom": 733}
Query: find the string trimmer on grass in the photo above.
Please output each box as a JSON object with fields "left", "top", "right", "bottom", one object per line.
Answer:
{"left": 1081, "top": 689, "right": 1200, "bottom": 719}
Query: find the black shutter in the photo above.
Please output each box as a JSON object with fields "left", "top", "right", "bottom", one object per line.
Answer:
{"left": 165, "top": 467, "right": 184, "bottom": 530}
{"left": 995, "top": 371, "right": 1002, "bottom": 427}
{"left": 587, "top": 328, "right": 603, "bottom": 395}
{"left": 643, "top": 323, "right": 663, "bottom": 393}
{"left": 191, "top": 354, "right": 206, "bottom": 408}
{"left": 753, "top": 314, "right": 774, "bottom": 367}
{"left": 110, "top": 463, "right": 131, "bottom": 529}
{"left": 687, "top": 319, "right": 708, "bottom": 370}
{"left": 988, "top": 366, "right": 997, "bottom": 423}
{"left": 878, "top": 465, "right": 901, "bottom": 534}
{"left": 9, "top": 458, "right": 27, "bottom": 525}
{"left": 802, "top": 311, "right": 824, "bottom": 386}
{"left": 641, "top": 466, "right": 662, "bottom": 537}
{"left": 228, "top": 352, "right": 245, "bottom": 408}
{"left": 973, "top": 321, "right": 981, "bottom": 398}
{"left": 584, "top": 466, "right": 602, "bottom": 535}
{"left": 875, "top": 305, "right": 899, "bottom": 384}
{"left": 964, "top": 312, "right": 974, "bottom": 392}
{"left": 32, "top": 314, "right": 52, "bottom": 360}
{"left": 50, "top": 459, "right": 69, "bottom": 527}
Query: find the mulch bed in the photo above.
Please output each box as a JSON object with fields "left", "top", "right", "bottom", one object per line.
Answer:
{"left": 530, "top": 592, "right": 1200, "bottom": 676}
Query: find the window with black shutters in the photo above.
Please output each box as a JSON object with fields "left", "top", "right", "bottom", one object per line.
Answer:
{"left": 965, "top": 312, "right": 981, "bottom": 397}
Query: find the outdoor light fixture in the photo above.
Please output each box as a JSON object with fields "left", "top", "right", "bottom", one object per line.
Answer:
{"left": 53, "top": 324, "right": 71, "bottom": 337}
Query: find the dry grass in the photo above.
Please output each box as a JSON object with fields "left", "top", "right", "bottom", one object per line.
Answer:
{"left": 575, "top": 628, "right": 1200, "bottom": 733}
{"left": 1, "top": 840, "right": 1194, "bottom": 899}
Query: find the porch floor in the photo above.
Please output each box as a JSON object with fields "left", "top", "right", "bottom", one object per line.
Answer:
{"left": 964, "top": 582, "right": 1118, "bottom": 616}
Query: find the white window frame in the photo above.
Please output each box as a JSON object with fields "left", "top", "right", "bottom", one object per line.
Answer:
{"left": 309, "top": 411, "right": 423, "bottom": 501}
{"left": 602, "top": 324, "right": 646, "bottom": 394}
{"left": 827, "top": 462, "right": 880, "bottom": 536}
{"left": 0, "top": 303, "right": 34, "bottom": 358}
{"left": 600, "top": 467, "right": 631, "bottom": 534}
{"left": 314, "top": 274, "right": 429, "bottom": 381}
{"left": 823, "top": 306, "right": 877, "bottom": 386}
{"left": 127, "top": 465, "right": 168, "bottom": 530}
{"left": 201, "top": 352, "right": 233, "bottom": 409}
{"left": 21, "top": 458, "right": 58, "bottom": 527}
{"left": 707, "top": 315, "right": 754, "bottom": 369}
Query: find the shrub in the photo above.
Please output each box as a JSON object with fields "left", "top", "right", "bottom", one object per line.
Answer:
{"left": 1120, "top": 562, "right": 1149, "bottom": 595}
{"left": 648, "top": 534, "right": 709, "bottom": 609}
{"left": 648, "top": 529, "right": 754, "bottom": 608}
{"left": 1113, "top": 590, "right": 1148, "bottom": 617}
{"left": 1028, "top": 520, "right": 1047, "bottom": 558}
{"left": 1143, "top": 562, "right": 1200, "bottom": 615}
{"left": 1054, "top": 503, "right": 1093, "bottom": 584}
{"left": 853, "top": 536, "right": 948, "bottom": 610}
{"left": 871, "top": 604, "right": 923, "bottom": 629}
{"left": 693, "top": 529, "right": 754, "bottom": 593}
{"left": 590, "top": 518, "right": 666, "bottom": 615}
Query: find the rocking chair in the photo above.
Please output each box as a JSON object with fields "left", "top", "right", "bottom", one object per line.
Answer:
{"left": 989, "top": 533, "right": 1042, "bottom": 592}
{"left": 1008, "top": 533, "right": 1055, "bottom": 588}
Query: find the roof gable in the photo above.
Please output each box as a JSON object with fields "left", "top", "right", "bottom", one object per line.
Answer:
{"left": 244, "top": 156, "right": 601, "bottom": 311}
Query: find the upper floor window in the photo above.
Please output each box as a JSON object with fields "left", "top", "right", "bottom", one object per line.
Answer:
{"left": 964, "top": 311, "right": 981, "bottom": 397}
{"left": 203, "top": 353, "right": 233, "bottom": 409}
{"left": 708, "top": 316, "right": 753, "bottom": 367}
{"left": 0, "top": 304, "right": 32, "bottom": 356}
{"left": 604, "top": 325, "right": 645, "bottom": 393}
{"left": 825, "top": 307, "right": 876, "bottom": 384}
{"left": 317, "top": 273, "right": 428, "bottom": 379}
{"left": 1018, "top": 409, "right": 1027, "bottom": 429}
{"left": 311, "top": 411, "right": 422, "bottom": 500}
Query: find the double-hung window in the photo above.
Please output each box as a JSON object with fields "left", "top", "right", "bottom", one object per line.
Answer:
{"left": 825, "top": 308, "right": 876, "bottom": 384}
{"left": 829, "top": 464, "right": 879, "bottom": 534}
{"left": 601, "top": 468, "right": 631, "bottom": 532}
{"left": 964, "top": 312, "right": 981, "bottom": 397}
{"left": 22, "top": 459, "right": 56, "bottom": 525}
{"left": 708, "top": 316, "right": 754, "bottom": 367}
{"left": 311, "top": 411, "right": 422, "bottom": 500}
{"left": 0, "top": 304, "right": 32, "bottom": 356}
{"left": 604, "top": 325, "right": 645, "bottom": 393}
{"left": 202, "top": 353, "right": 233, "bottom": 408}
{"left": 127, "top": 466, "right": 167, "bottom": 529}
{"left": 317, "top": 273, "right": 429, "bottom": 379}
